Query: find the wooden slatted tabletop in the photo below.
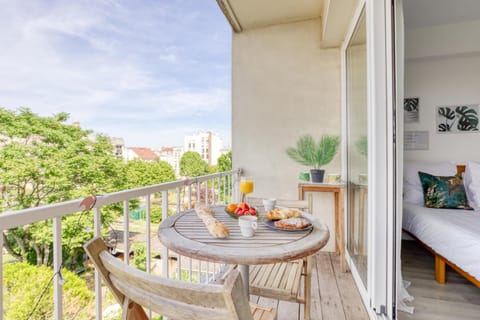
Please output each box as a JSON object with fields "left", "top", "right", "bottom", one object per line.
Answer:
{"left": 159, "top": 205, "right": 329, "bottom": 296}
{"left": 159, "top": 205, "right": 330, "bottom": 265}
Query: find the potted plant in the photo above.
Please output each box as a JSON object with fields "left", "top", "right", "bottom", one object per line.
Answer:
{"left": 286, "top": 134, "right": 341, "bottom": 183}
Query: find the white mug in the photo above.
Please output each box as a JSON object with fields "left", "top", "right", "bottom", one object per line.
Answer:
{"left": 238, "top": 215, "right": 258, "bottom": 237}
{"left": 262, "top": 198, "right": 277, "bottom": 211}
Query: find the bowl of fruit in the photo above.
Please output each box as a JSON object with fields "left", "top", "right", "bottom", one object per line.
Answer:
{"left": 225, "top": 202, "right": 257, "bottom": 219}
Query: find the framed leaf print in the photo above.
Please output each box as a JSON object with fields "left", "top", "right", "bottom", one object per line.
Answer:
{"left": 404, "top": 98, "right": 419, "bottom": 123}
{"left": 436, "top": 104, "right": 479, "bottom": 133}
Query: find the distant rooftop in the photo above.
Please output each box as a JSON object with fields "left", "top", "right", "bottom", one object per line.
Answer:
{"left": 128, "top": 147, "right": 158, "bottom": 161}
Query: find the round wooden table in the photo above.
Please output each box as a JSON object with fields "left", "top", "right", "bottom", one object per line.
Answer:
{"left": 158, "top": 205, "right": 330, "bottom": 295}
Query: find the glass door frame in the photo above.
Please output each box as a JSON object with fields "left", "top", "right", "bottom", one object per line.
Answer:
{"left": 342, "top": 0, "right": 399, "bottom": 318}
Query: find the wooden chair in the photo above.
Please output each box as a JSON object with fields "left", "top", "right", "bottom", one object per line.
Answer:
{"left": 246, "top": 197, "right": 313, "bottom": 320}
{"left": 84, "top": 237, "right": 277, "bottom": 320}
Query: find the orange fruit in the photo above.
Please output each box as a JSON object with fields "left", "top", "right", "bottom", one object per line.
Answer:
{"left": 227, "top": 203, "right": 237, "bottom": 212}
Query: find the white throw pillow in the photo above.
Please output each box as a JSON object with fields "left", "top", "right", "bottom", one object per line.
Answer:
{"left": 464, "top": 161, "right": 480, "bottom": 210}
{"left": 403, "top": 161, "right": 457, "bottom": 205}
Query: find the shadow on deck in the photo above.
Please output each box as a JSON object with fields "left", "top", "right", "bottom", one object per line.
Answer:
{"left": 251, "top": 252, "right": 369, "bottom": 320}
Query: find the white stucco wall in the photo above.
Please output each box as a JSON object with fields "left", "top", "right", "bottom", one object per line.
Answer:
{"left": 232, "top": 19, "right": 341, "bottom": 251}
{"left": 404, "top": 21, "right": 480, "bottom": 163}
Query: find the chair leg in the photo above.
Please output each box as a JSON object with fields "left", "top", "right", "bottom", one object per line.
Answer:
{"left": 304, "top": 256, "right": 312, "bottom": 320}
{"left": 122, "top": 298, "right": 149, "bottom": 320}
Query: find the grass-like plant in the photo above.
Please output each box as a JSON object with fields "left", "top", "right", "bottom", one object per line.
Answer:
{"left": 286, "top": 134, "right": 341, "bottom": 169}
{"left": 355, "top": 135, "right": 368, "bottom": 157}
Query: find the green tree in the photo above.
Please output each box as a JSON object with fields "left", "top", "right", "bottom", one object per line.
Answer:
{"left": 125, "top": 159, "right": 176, "bottom": 189}
{"left": 0, "top": 108, "right": 125, "bottom": 266}
{"left": 217, "top": 151, "right": 232, "bottom": 172}
{"left": 132, "top": 243, "right": 147, "bottom": 271}
{"left": 3, "top": 262, "right": 94, "bottom": 320}
{"left": 179, "top": 151, "right": 209, "bottom": 177}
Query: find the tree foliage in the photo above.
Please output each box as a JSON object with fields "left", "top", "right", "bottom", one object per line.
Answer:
{"left": 179, "top": 151, "right": 209, "bottom": 177}
{"left": 125, "top": 159, "right": 175, "bottom": 189}
{"left": 217, "top": 151, "right": 232, "bottom": 172}
{"left": 0, "top": 108, "right": 125, "bottom": 210}
{"left": 0, "top": 108, "right": 126, "bottom": 267}
{"left": 3, "top": 262, "right": 94, "bottom": 320}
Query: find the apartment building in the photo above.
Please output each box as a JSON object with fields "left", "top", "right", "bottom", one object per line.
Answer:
{"left": 184, "top": 131, "right": 223, "bottom": 165}
{"left": 157, "top": 146, "right": 183, "bottom": 176}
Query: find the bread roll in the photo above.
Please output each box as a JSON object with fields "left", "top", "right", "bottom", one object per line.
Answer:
{"left": 203, "top": 216, "right": 230, "bottom": 238}
{"left": 195, "top": 206, "right": 229, "bottom": 238}
{"left": 195, "top": 205, "right": 215, "bottom": 219}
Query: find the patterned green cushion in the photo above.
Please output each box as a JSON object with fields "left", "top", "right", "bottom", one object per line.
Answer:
{"left": 418, "top": 171, "right": 471, "bottom": 209}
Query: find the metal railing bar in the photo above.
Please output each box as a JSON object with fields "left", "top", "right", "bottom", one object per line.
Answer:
{"left": 196, "top": 181, "right": 201, "bottom": 207}
{"left": 176, "top": 188, "right": 180, "bottom": 214}
{"left": 53, "top": 217, "right": 63, "bottom": 320}
{"left": 177, "top": 256, "right": 182, "bottom": 280}
{"left": 94, "top": 208, "right": 102, "bottom": 320}
{"left": 161, "top": 190, "right": 169, "bottom": 278}
{"left": 146, "top": 195, "right": 152, "bottom": 274}
{"left": 0, "top": 170, "right": 241, "bottom": 229}
{"left": 145, "top": 194, "right": 153, "bottom": 320}
{"left": 226, "top": 175, "right": 230, "bottom": 204}
{"left": 188, "top": 184, "right": 192, "bottom": 210}
{"left": 197, "top": 260, "right": 201, "bottom": 284}
{"left": 205, "top": 181, "right": 209, "bottom": 206}
{"left": 123, "top": 200, "right": 129, "bottom": 265}
{"left": 188, "top": 258, "right": 193, "bottom": 282}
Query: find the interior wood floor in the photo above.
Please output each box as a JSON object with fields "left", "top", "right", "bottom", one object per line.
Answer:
{"left": 251, "top": 251, "right": 369, "bottom": 320}
{"left": 400, "top": 240, "right": 480, "bottom": 320}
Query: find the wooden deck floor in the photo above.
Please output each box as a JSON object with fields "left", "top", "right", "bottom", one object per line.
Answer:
{"left": 400, "top": 240, "right": 480, "bottom": 320}
{"left": 251, "top": 252, "right": 369, "bottom": 320}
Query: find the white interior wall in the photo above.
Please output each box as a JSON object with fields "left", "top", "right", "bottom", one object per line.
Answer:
{"left": 232, "top": 19, "right": 341, "bottom": 251}
{"left": 404, "top": 20, "right": 480, "bottom": 163}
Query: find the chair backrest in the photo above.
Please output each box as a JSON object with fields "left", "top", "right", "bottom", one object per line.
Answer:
{"left": 247, "top": 196, "right": 312, "bottom": 213}
{"left": 84, "top": 237, "right": 253, "bottom": 320}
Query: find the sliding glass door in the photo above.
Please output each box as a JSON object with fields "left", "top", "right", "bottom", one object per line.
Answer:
{"left": 343, "top": 0, "right": 402, "bottom": 318}
{"left": 346, "top": 8, "right": 368, "bottom": 288}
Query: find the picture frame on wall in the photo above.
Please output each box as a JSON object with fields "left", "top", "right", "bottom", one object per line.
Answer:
{"left": 404, "top": 98, "right": 419, "bottom": 123}
{"left": 436, "top": 104, "right": 479, "bottom": 133}
{"left": 404, "top": 131, "right": 429, "bottom": 150}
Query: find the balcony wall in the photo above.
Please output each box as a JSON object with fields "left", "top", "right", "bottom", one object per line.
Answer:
{"left": 232, "top": 18, "right": 341, "bottom": 251}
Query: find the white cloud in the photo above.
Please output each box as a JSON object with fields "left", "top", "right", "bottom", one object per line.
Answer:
{"left": 0, "top": 0, "right": 232, "bottom": 147}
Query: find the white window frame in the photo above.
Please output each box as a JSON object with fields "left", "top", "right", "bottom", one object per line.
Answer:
{"left": 342, "top": 0, "right": 399, "bottom": 318}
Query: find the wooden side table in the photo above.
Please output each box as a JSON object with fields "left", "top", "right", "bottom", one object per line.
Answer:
{"left": 298, "top": 182, "right": 347, "bottom": 272}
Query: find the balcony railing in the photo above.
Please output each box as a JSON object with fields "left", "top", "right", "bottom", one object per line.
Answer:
{"left": 0, "top": 169, "right": 242, "bottom": 320}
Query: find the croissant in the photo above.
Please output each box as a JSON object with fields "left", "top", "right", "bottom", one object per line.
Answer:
{"left": 265, "top": 207, "right": 301, "bottom": 220}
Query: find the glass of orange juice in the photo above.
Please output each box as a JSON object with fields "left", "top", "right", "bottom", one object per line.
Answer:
{"left": 240, "top": 176, "right": 254, "bottom": 202}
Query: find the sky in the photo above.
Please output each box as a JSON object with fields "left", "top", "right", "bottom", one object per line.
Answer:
{"left": 0, "top": 0, "right": 232, "bottom": 148}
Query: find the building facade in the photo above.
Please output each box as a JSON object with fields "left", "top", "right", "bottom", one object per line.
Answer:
{"left": 184, "top": 131, "right": 224, "bottom": 166}
{"left": 157, "top": 146, "right": 184, "bottom": 176}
